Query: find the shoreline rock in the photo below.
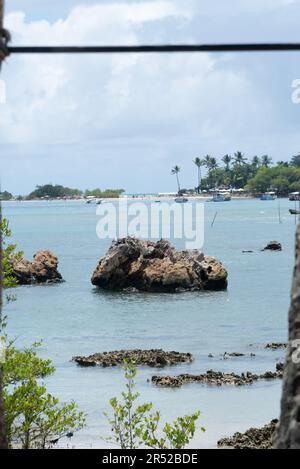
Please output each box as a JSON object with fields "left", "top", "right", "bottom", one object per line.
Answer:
{"left": 262, "top": 241, "right": 282, "bottom": 251}
{"left": 151, "top": 368, "right": 283, "bottom": 388}
{"left": 73, "top": 349, "right": 193, "bottom": 368}
{"left": 208, "top": 352, "right": 256, "bottom": 359}
{"left": 265, "top": 343, "right": 287, "bottom": 350}
{"left": 91, "top": 237, "right": 228, "bottom": 293}
{"left": 11, "top": 250, "right": 63, "bottom": 285}
{"left": 217, "top": 419, "right": 278, "bottom": 449}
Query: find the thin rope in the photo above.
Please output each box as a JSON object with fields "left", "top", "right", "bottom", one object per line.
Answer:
{"left": 7, "top": 43, "right": 300, "bottom": 54}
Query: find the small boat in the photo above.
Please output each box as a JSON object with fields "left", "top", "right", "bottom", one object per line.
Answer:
{"left": 213, "top": 192, "right": 231, "bottom": 202}
{"left": 289, "top": 209, "right": 300, "bottom": 215}
{"left": 96, "top": 199, "right": 103, "bottom": 205}
{"left": 289, "top": 192, "right": 300, "bottom": 201}
{"left": 260, "top": 192, "right": 276, "bottom": 201}
{"left": 175, "top": 197, "right": 188, "bottom": 204}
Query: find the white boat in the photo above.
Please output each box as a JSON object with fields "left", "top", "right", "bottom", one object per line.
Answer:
{"left": 213, "top": 192, "right": 231, "bottom": 202}
{"left": 260, "top": 192, "right": 276, "bottom": 201}
{"left": 289, "top": 191, "right": 300, "bottom": 201}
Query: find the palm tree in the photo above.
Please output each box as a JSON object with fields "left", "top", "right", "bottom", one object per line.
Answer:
{"left": 261, "top": 154, "right": 272, "bottom": 167}
{"left": 208, "top": 157, "right": 218, "bottom": 171}
{"left": 222, "top": 154, "right": 231, "bottom": 171}
{"left": 234, "top": 151, "right": 247, "bottom": 166}
{"left": 204, "top": 154, "right": 212, "bottom": 169}
{"left": 204, "top": 157, "right": 218, "bottom": 189}
{"left": 171, "top": 165, "right": 181, "bottom": 193}
{"left": 193, "top": 157, "right": 205, "bottom": 193}
{"left": 251, "top": 155, "right": 260, "bottom": 168}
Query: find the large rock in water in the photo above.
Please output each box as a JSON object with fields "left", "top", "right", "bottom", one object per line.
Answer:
{"left": 11, "top": 250, "right": 63, "bottom": 285}
{"left": 91, "top": 237, "right": 227, "bottom": 292}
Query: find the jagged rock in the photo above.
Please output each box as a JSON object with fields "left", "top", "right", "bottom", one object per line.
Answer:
{"left": 151, "top": 368, "right": 283, "bottom": 388}
{"left": 11, "top": 250, "right": 63, "bottom": 285}
{"left": 224, "top": 352, "right": 256, "bottom": 359}
{"left": 217, "top": 419, "right": 278, "bottom": 449}
{"left": 276, "top": 362, "right": 285, "bottom": 372}
{"left": 263, "top": 241, "right": 282, "bottom": 251}
{"left": 223, "top": 352, "right": 245, "bottom": 358}
{"left": 208, "top": 352, "right": 251, "bottom": 359}
{"left": 73, "top": 349, "right": 193, "bottom": 368}
{"left": 91, "top": 237, "right": 227, "bottom": 292}
{"left": 265, "top": 343, "right": 287, "bottom": 350}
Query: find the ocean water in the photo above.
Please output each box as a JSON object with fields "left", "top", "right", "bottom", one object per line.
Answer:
{"left": 3, "top": 198, "right": 296, "bottom": 448}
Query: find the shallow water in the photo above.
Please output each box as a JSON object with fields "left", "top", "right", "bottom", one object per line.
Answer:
{"left": 3, "top": 198, "right": 296, "bottom": 448}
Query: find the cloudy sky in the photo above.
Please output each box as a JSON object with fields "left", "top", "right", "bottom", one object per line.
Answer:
{"left": 1, "top": 0, "right": 300, "bottom": 194}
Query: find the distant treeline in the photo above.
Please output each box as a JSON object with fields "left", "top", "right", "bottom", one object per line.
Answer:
{"left": 0, "top": 185, "right": 125, "bottom": 200}
{"left": 0, "top": 190, "right": 13, "bottom": 201}
{"left": 173, "top": 153, "right": 300, "bottom": 196}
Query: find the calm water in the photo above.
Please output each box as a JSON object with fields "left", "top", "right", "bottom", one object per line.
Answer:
{"left": 3, "top": 198, "right": 296, "bottom": 448}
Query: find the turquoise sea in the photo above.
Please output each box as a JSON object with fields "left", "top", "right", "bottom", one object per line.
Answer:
{"left": 3, "top": 198, "right": 296, "bottom": 448}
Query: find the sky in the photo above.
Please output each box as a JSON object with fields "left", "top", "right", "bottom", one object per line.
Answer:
{"left": 1, "top": 0, "right": 300, "bottom": 194}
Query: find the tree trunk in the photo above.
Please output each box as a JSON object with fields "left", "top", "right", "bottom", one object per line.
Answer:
{"left": 176, "top": 174, "right": 180, "bottom": 193}
{"left": 0, "top": 0, "right": 8, "bottom": 450}
{"left": 0, "top": 202, "right": 8, "bottom": 451}
{"left": 276, "top": 220, "right": 300, "bottom": 448}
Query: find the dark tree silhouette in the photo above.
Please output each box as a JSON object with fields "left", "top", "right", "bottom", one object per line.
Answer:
{"left": 0, "top": 0, "right": 8, "bottom": 450}
{"left": 276, "top": 222, "right": 300, "bottom": 448}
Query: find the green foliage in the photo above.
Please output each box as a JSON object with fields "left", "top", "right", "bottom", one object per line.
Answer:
{"left": 0, "top": 191, "right": 13, "bottom": 201}
{"left": 85, "top": 188, "right": 125, "bottom": 198}
{"left": 291, "top": 154, "right": 300, "bottom": 167}
{"left": 246, "top": 165, "right": 300, "bottom": 195}
{"left": 105, "top": 362, "right": 204, "bottom": 449}
{"left": 143, "top": 410, "right": 203, "bottom": 449}
{"left": 3, "top": 342, "right": 54, "bottom": 387}
{"left": 1, "top": 218, "right": 22, "bottom": 290}
{"left": 197, "top": 152, "right": 300, "bottom": 193}
{"left": 27, "top": 184, "right": 83, "bottom": 199}
{"left": 3, "top": 343, "right": 85, "bottom": 449}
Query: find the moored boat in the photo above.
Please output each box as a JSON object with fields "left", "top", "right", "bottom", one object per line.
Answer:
{"left": 289, "top": 191, "right": 300, "bottom": 201}
{"left": 213, "top": 192, "right": 231, "bottom": 202}
{"left": 260, "top": 192, "right": 276, "bottom": 201}
{"left": 175, "top": 197, "right": 188, "bottom": 203}
{"left": 289, "top": 209, "right": 300, "bottom": 215}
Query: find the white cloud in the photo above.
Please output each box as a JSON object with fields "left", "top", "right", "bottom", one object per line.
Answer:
{"left": 0, "top": 2, "right": 263, "bottom": 146}
{"left": 1, "top": 1, "right": 299, "bottom": 193}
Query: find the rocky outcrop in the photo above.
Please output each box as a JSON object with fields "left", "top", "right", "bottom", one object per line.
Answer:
{"left": 208, "top": 352, "right": 256, "bottom": 359}
{"left": 151, "top": 368, "right": 283, "bottom": 388}
{"left": 11, "top": 251, "right": 63, "bottom": 285}
{"left": 276, "top": 223, "right": 300, "bottom": 448}
{"left": 73, "top": 349, "right": 193, "bottom": 368}
{"left": 91, "top": 237, "right": 227, "bottom": 292}
{"left": 263, "top": 241, "right": 282, "bottom": 251}
{"left": 265, "top": 343, "right": 287, "bottom": 350}
{"left": 217, "top": 419, "right": 278, "bottom": 449}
